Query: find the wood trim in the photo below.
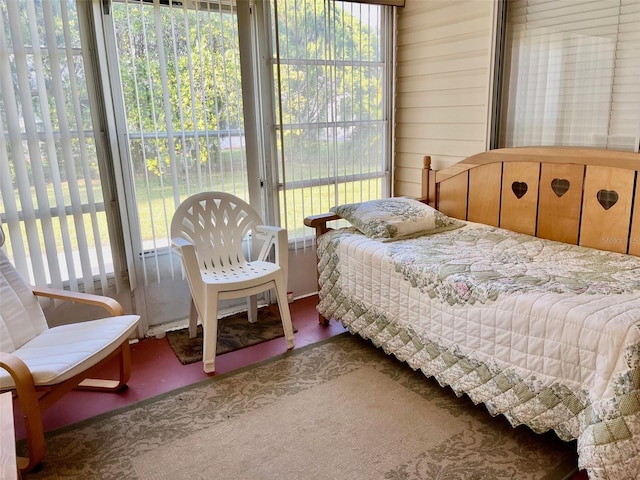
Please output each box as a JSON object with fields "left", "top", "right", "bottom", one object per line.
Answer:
{"left": 631, "top": 179, "right": 640, "bottom": 256}
{"left": 436, "top": 147, "right": 640, "bottom": 182}
{"left": 433, "top": 147, "right": 639, "bottom": 256}
{"left": 421, "top": 155, "right": 432, "bottom": 202}
{"left": 31, "top": 286, "right": 125, "bottom": 316}
{"left": 468, "top": 163, "right": 502, "bottom": 226}
{"left": 0, "top": 353, "right": 44, "bottom": 474}
{"left": 437, "top": 171, "right": 468, "bottom": 220}
{"left": 303, "top": 213, "right": 341, "bottom": 240}
{"left": 500, "top": 162, "right": 540, "bottom": 236}
{"left": 343, "top": 0, "right": 405, "bottom": 6}
{"left": 537, "top": 163, "right": 584, "bottom": 244}
{"left": 580, "top": 166, "right": 636, "bottom": 253}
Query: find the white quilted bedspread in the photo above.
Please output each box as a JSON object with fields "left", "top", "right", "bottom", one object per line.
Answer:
{"left": 317, "top": 224, "right": 640, "bottom": 480}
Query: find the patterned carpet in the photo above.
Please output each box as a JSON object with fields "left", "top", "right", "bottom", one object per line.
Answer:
{"left": 22, "top": 334, "right": 578, "bottom": 479}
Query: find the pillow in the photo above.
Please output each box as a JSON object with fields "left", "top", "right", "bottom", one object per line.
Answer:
{"left": 330, "top": 197, "right": 465, "bottom": 241}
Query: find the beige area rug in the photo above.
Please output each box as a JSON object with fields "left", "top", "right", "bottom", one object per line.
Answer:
{"left": 166, "top": 307, "right": 296, "bottom": 364}
{"left": 23, "top": 334, "right": 578, "bottom": 480}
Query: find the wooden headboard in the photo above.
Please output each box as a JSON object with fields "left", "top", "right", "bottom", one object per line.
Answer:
{"left": 304, "top": 147, "right": 639, "bottom": 256}
{"left": 422, "top": 147, "right": 640, "bottom": 256}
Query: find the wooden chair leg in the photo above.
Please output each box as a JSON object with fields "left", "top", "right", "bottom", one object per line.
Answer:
{"left": 0, "top": 353, "right": 46, "bottom": 474}
{"left": 76, "top": 341, "right": 132, "bottom": 391}
{"left": 1, "top": 342, "right": 132, "bottom": 474}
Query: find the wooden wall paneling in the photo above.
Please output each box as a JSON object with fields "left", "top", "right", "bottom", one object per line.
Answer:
{"left": 437, "top": 171, "right": 468, "bottom": 220}
{"left": 580, "top": 166, "right": 635, "bottom": 253}
{"left": 500, "top": 162, "right": 540, "bottom": 236}
{"left": 629, "top": 176, "right": 640, "bottom": 256}
{"left": 537, "top": 163, "right": 585, "bottom": 244}
{"left": 467, "top": 163, "right": 502, "bottom": 226}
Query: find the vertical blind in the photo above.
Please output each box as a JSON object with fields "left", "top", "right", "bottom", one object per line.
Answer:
{"left": 110, "top": 0, "right": 247, "bottom": 285}
{"left": 0, "top": 0, "right": 113, "bottom": 292}
{"left": 500, "top": 0, "right": 640, "bottom": 151}
{"left": 1, "top": 0, "right": 395, "bottom": 293}
{"left": 269, "top": 0, "right": 393, "bottom": 246}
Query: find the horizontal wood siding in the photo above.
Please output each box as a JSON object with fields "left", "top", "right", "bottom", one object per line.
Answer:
{"left": 394, "top": 0, "right": 495, "bottom": 197}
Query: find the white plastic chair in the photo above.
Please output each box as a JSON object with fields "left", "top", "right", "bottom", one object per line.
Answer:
{"left": 0, "top": 226, "right": 140, "bottom": 473}
{"left": 170, "top": 192, "right": 295, "bottom": 373}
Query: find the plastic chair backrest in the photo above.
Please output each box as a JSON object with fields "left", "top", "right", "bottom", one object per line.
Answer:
{"left": 170, "top": 192, "right": 265, "bottom": 271}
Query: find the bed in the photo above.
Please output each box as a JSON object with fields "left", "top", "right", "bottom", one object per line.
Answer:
{"left": 304, "top": 147, "right": 640, "bottom": 480}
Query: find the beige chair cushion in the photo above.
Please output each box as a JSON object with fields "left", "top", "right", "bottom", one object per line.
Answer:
{"left": 0, "top": 250, "right": 48, "bottom": 353}
{"left": 0, "top": 314, "right": 139, "bottom": 389}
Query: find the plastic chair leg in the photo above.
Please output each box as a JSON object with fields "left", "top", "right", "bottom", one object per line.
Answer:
{"left": 247, "top": 295, "right": 258, "bottom": 323}
{"left": 188, "top": 298, "right": 199, "bottom": 338}
{"left": 274, "top": 277, "right": 295, "bottom": 350}
{"left": 201, "top": 293, "right": 220, "bottom": 374}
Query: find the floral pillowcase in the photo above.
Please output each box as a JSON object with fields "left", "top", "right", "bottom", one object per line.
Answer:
{"left": 330, "top": 197, "right": 465, "bottom": 241}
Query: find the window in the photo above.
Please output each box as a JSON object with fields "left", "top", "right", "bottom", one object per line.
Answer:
{"left": 0, "top": 0, "right": 116, "bottom": 292}
{"left": 0, "top": 0, "right": 396, "bottom": 309}
{"left": 498, "top": 0, "right": 640, "bottom": 151}
{"left": 268, "top": 0, "right": 394, "bottom": 244}
{"left": 108, "top": 0, "right": 249, "bottom": 285}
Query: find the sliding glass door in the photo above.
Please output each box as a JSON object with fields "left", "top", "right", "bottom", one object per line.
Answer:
{"left": 269, "top": 0, "right": 393, "bottom": 246}
{"left": 104, "top": 0, "right": 253, "bottom": 327}
{"left": 102, "top": 0, "right": 393, "bottom": 327}
{"left": 1, "top": 0, "right": 395, "bottom": 332}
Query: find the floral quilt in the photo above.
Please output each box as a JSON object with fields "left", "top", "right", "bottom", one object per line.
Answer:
{"left": 316, "top": 224, "right": 640, "bottom": 480}
{"left": 387, "top": 224, "right": 640, "bottom": 306}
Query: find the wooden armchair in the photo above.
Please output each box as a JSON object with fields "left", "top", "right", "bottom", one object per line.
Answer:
{"left": 0, "top": 228, "right": 140, "bottom": 473}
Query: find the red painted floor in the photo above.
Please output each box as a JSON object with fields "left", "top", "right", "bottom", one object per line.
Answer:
{"left": 11, "top": 294, "right": 589, "bottom": 479}
{"left": 14, "top": 295, "right": 345, "bottom": 438}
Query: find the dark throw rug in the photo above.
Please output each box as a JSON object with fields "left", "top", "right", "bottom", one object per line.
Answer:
{"left": 166, "top": 308, "right": 296, "bottom": 364}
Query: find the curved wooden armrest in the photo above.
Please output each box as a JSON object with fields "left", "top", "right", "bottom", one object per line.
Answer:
{"left": 303, "top": 212, "right": 340, "bottom": 228}
{"left": 303, "top": 213, "right": 340, "bottom": 239}
{"left": 0, "top": 352, "right": 37, "bottom": 392}
{"left": 31, "top": 286, "right": 125, "bottom": 316}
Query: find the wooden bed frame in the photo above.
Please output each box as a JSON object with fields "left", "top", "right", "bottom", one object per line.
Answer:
{"left": 303, "top": 146, "right": 640, "bottom": 479}
{"left": 422, "top": 147, "right": 640, "bottom": 256}
{"left": 305, "top": 146, "right": 640, "bottom": 322}
{"left": 307, "top": 147, "right": 640, "bottom": 255}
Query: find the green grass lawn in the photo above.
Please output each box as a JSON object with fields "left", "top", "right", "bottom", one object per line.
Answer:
{"left": 1, "top": 175, "right": 382, "bottom": 259}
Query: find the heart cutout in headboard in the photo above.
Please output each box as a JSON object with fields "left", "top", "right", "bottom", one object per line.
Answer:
{"left": 597, "top": 190, "right": 619, "bottom": 210}
{"left": 512, "top": 181, "right": 528, "bottom": 199}
{"left": 551, "top": 178, "right": 570, "bottom": 197}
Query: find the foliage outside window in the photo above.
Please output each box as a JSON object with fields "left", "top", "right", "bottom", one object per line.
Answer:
{"left": 270, "top": 0, "right": 392, "bottom": 243}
